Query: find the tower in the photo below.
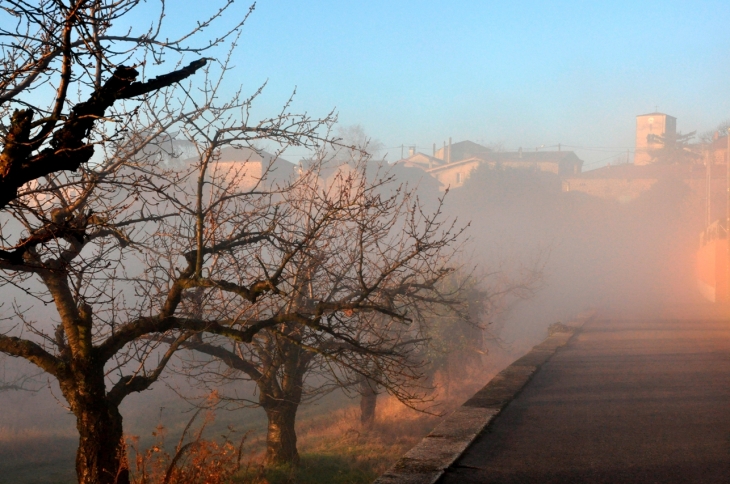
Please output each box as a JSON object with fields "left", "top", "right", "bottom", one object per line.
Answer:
{"left": 635, "top": 112, "right": 676, "bottom": 165}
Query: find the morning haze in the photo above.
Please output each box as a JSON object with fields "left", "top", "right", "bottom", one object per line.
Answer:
{"left": 0, "top": 1, "right": 728, "bottom": 483}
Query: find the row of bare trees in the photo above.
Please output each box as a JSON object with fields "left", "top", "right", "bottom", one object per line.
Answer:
{"left": 0, "top": 2, "right": 485, "bottom": 483}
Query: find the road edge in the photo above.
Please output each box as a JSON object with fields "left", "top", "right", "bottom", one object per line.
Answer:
{"left": 373, "top": 310, "right": 595, "bottom": 484}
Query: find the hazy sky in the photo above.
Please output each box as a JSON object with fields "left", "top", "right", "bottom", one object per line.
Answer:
{"left": 146, "top": 1, "right": 730, "bottom": 167}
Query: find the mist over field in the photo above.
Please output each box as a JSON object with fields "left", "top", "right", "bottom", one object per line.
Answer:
{"left": 0, "top": 143, "right": 708, "bottom": 482}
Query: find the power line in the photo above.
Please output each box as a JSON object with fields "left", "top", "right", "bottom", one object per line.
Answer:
{"left": 582, "top": 152, "right": 630, "bottom": 167}
{"left": 284, "top": 143, "right": 638, "bottom": 160}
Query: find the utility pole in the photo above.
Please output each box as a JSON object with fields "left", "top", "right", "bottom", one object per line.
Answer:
{"left": 726, "top": 128, "right": 729, "bottom": 302}
{"left": 401, "top": 144, "right": 404, "bottom": 159}
{"left": 705, "top": 145, "right": 711, "bottom": 228}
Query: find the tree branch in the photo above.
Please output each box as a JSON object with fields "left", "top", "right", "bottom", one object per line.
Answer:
{"left": 107, "top": 331, "right": 192, "bottom": 406}
{"left": 0, "top": 59, "right": 207, "bottom": 208}
{"left": 0, "top": 335, "right": 62, "bottom": 377}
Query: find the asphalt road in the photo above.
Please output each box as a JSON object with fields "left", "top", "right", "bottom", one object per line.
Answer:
{"left": 440, "top": 317, "right": 730, "bottom": 484}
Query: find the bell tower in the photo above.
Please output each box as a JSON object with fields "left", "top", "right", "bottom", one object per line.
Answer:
{"left": 635, "top": 112, "right": 676, "bottom": 165}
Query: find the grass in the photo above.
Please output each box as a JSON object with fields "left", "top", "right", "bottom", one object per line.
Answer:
{"left": 233, "top": 376, "right": 494, "bottom": 484}
{"left": 0, "top": 348, "right": 517, "bottom": 483}
{"left": 0, "top": 434, "right": 77, "bottom": 484}
{"left": 234, "top": 402, "right": 434, "bottom": 484}
{"left": 231, "top": 350, "right": 516, "bottom": 483}
{"left": 234, "top": 427, "right": 428, "bottom": 482}
{"left": 238, "top": 453, "right": 380, "bottom": 484}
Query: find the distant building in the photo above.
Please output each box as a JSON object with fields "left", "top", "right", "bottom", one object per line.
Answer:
{"left": 426, "top": 157, "right": 482, "bottom": 189}
{"left": 182, "top": 147, "right": 296, "bottom": 190}
{"left": 635, "top": 112, "right": 677, "bottom": 165}
{"left": 398, "top": 152, "right": 445, "bottom": 171}
{"left": 562, "top": 163, "right": 662, "bottom": 203}
{"left": 300, "top": 160, "right": 364, "bottom": 191}
{"left": 486, "top": 150, "right": 583, "bottom": 175}
{"left": 561, "top": 161, "right": 716, "bottom": 206}
{"left": 396, "top": 140, "right": 583, "bottom": 190}
{"left": 433, "top": 140, "right": 492, "bottom": 164}
{"left": 563, "top": 111, "right": 714, "bottom": 202}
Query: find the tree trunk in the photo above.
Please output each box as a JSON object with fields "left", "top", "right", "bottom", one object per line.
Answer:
{"left": 359, "top": 377, "right": 378, "bottom": 428}
{"left": 258, "top": 334, "right": 309, "bottom": 467}
{"left": 263, "top": 403, "right": 299, "bottom": 466}
{"left": 75, "top": 401, "right": 128, "bottom": 484}
{"left": 61, "top": 364, "right": 129, "bottom": 484}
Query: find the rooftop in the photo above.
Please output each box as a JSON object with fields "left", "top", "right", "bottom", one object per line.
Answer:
{"left": 567, "top": 162, "right": 706, "bottom": 180}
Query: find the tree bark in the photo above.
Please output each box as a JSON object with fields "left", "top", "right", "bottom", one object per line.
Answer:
{"left": 62, "top": 366, "right": 128, "bottom": 484}
{"left": 263, "top": 402, "right": 300, "bottom": 466}
{"left": 359, "top": 377, "right": 378, "bottom": 428}
{"left": 75, "top": 404, "right": 127, "bottom": 484}
{"left": 258, "top": 337, "right": 310, "bottom": 467}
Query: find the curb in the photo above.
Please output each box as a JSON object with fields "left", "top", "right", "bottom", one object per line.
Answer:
{"left": 374, "top": 311, "right": 595, "bottom": 484}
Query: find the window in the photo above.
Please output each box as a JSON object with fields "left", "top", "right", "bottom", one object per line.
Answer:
{"left": 456, "top": 172, "right": 462, "bottom": 184}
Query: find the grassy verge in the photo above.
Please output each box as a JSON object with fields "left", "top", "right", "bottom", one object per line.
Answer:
{"left": 0, "top": 350, "right": 515, "bottom": 483}
{"left": 233, "top": 394, "right": 456, "bottom": 484}
{"left": 231, "top": 352, "right": 516, "bottom": 483}
{"left": 236, "top": 450, "right": 386, "bottom": 484}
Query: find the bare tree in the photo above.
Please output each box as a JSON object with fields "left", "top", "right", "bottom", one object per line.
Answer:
{"left": 170, "top": 326, "right": 316, "bottom": 466}
{"left": 0, "top": 3, "right": 467, "bottom": 482}
{"left": 0, "top": 87, "right": 331, "bottom": 483}
{"left": 352, "top": 261, "right": 543, "bottom": 426}
{"left": 153, "top": 147, "right": 466, "bottom": 466}
{"left": 0, "top": 1, "right": 334, "bottom": 482}
{"left": 699, "top": 119, "right": 730, "bottom": 146}
{"left": 332, "top": 124, "right": 385, "bottom": 161}
{"left": 0, "top": 0, "right": 252, "bottom": 208}
{"left": 647, "top": 131, "right": 700, "bottom": 164}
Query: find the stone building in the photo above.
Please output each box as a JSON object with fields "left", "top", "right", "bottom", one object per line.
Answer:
{"left": 635, "top": 112, "right": 677, "bottom": 165}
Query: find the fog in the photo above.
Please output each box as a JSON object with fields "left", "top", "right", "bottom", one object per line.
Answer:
{"left": 2, "top": 128, "right": 722, "bottom": 484}
{"left": 5, "top": 2, "right": 730, "bottom": 483}
{"left": 445, "top": 161, "right": 702, "bottom": 348}
{"left": 0, "top": 132, "right": 718, "bottom": 482}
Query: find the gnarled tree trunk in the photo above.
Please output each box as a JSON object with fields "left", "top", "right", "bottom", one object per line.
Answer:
{"left": 260, "top": 342, "right": 308, "bottom": 467}
{"left": 62, "top": 367, "right": 128, "bottom": 484}
{"left": 75, "top": 404, "right": 127, "bottom": 484}
{"left": 263, "top": 401, "right": 300, "bottom": 466}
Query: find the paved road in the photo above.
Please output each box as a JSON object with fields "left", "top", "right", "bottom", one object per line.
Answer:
{"left": 440, "top": 317, "right": 730, "bottom": 484}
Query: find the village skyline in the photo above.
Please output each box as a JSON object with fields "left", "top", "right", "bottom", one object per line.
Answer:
{"left": 134, "top": 0, "right": 730, "bottom": 168}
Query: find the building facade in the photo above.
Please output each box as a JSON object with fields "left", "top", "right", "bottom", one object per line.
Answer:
{"left": 635, "top": 112, "right": 677, "bottom": 165}
{"left": 397, "top": 140, "right": 583, "bottom": 190}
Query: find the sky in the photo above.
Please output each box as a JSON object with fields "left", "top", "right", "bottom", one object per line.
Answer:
{"left": 133, "top": 0, "right": 730, "bottom": 167}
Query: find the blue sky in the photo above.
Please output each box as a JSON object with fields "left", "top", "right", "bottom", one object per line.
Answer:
{"left": 138, "top": 1, "right": 730, "bottom": 167}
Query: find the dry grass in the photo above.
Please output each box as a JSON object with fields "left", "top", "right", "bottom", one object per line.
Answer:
{"left": 234, "top": 359, "right": 510, "bottom": 484}
{"left": 0, "top": 351, "right": 515, "bottom": 483}
{"left": 127, "top": 408, "right": 252, "bottom": 484}
{"left": 234, "top": 396, "right": 441, "bottom": 484}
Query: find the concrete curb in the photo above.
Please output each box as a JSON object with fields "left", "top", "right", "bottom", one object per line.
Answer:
{"left": 374, "top": 311, "right": 595, "bottom": 484}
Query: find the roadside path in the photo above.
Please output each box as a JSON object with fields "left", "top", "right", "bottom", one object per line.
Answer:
{"left": 440, "top": 317, "right": 730, "bottom": 483}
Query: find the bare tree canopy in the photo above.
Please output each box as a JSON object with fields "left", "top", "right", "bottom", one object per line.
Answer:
{"left": 0, "top": 0, "right": 254, "bottom": 208}
{"left": 0, "top": 2, "right": 467, "bottom": 483}
{"left": 156, "top": 147, "right": 467, "bottom": 465}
